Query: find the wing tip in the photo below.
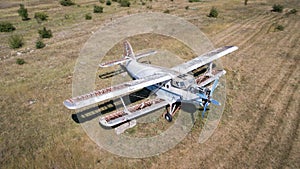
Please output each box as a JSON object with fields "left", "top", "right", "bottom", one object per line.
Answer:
{"left": 63, "top": 100, "right": 76, "bottom": 110}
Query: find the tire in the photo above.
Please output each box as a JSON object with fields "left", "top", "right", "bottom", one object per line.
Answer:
{"left": 164, "top": 113, "right": 172, "bottom": 122}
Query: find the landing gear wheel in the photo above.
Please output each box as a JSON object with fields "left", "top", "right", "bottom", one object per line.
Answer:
{"left": 164, "top": 113, "right": 172, "bottom": 122}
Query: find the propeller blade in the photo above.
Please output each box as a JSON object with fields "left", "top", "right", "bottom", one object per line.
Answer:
{"left": 210, "top": 79, "right": 219, "bottom": 96}
{"left": 202, "top": 102, "right": 209, "bottom": 118}
{"left": 210, "top": 99, "right": 220, "bottom": 106}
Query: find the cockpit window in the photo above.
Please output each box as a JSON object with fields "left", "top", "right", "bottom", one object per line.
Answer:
{"left": 189, "top": 87, "right": 198, "bottom": 94}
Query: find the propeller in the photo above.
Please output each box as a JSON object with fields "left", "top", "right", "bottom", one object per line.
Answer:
{"left": 200, "top": 79, "right": 221, "bottom": 118}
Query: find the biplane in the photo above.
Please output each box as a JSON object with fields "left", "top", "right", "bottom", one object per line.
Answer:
{"left": 64, "top": 41, "right": 238, "bottom": 133}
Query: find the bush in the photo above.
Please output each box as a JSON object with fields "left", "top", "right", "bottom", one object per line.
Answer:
{"left": 18, "top": 4, "right": 29, "bottom": 21}
{"left": 36, "top": 39, "right": 45, "bottom": 49}
{"left": 272, "top": 4, "right": 284, "bottom": 13}
{"left": 119, "top": 0, "right": 130, "bottom": 7}
{"left": 9, "top": 35, "right": 23, "bottom": 49}
{"left": 94, "top": 5, "right": 103, "bottom": 13}
{"left": 16, "top": 58, "right": 25, "bottom": 65}
{"left": 208, "top": 7, "right": 218, "bottom": 18}
{"left": 275, "top": 25, "right": 284, "bottom": 31}
{"left": 0, "top": 22, "right": 16, "bottom": 32}
{"left": 99, "top": 0, "right": 106, "bottom": 3}
{"left": 34, "top": 12, "right": 48, "bottom": 23}
{"left": 185, "top": 6, "right": 189, "bottom": 10}
{"left": 189, "top": 0, "right": 200, "bottom": 2}
{"left": 106, "top": 0, "right": 112, "bottom": 5}
{"left": 163, "top": 9, "right": 170, "bottom": 13}
{"left": 60, "top": 0, "right": 75, "bottom": 6}
{"left": 38, "top": 27, "right": 52, "bottom": 38}
{"left": 287, "top": 8, "right": 297, "bottom": 15}
{"left": 85, "top": 13, "right": 92, "bottom": 20}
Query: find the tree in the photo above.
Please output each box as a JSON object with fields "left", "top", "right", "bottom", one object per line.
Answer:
{"left": 17, "top": 4, "right": 29, "bottom": 21}
{"left": 106, "top": 0, "right": 112, "bottom": 6}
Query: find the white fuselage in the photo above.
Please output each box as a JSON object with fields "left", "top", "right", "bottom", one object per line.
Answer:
{"left": 124, "top": 60, "right": 200, "bottom": 104}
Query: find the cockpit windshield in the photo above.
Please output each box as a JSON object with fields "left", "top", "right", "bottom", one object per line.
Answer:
{"left": 171, "top": 74, "right": 195, "bottom": 89}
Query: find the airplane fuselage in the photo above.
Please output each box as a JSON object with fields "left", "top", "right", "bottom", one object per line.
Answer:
{"left": 124, "top": 60, "right": 200, "bottom": 104}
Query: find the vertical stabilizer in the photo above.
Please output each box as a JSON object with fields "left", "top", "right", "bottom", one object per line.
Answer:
{"left": 123, "top": 40, "right": 136, "bottom": 60}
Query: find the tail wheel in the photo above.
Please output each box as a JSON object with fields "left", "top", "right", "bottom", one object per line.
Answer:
{"left": 164, "top": 113, "right": 172, "bottom": 122}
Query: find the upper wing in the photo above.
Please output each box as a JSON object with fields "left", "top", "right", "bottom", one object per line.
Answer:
{"left": 64, "top": 73, "right": 171, "bottom": 109}
{"left": 171, "top": 46, "right": 238, "bottom": 74}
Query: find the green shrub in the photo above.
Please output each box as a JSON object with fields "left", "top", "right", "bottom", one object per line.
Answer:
{"left": 119, "top": 0, "right": 130, "bottom": 7}
{"left": 38, "top": 27, "right": 52, "bottom": 38}
{"left": 34, "top": 12, "right": 48, "bottom": 23}
{"left": 94, "top": 5, "right": 104, "bottom": 13}
{"left": 17, "top": 4, "right": 29, "bottom": 21}
{"left": 275, "top": 25, "right": 284, "bottom": 31}
{"left": 16, "top": 58, "right": 25, "bottom": 65}
{"left": 9, "top": 35, "right": 24, "bottom": 49}
{"left": 272, "top": 4, "right": 284, "bottom": 13}
{"left": 287, "top": 8, "right": 297, "bottom": 15}
{"left": 163, "top": 9, "right": 170, "bottom": 13}
{"left": 60, "top": 0, "right": 75, "bottom": 6}
{"left": 188, "top": 0, "right": 200, "bottom": 2}
{"left": 141, "top": 1, "right": 146, "bottom": 5}
{"left": 85, "top": 13, "right": 92, "bottom": 20}
{"left": 208, "top": 7, "right": 218, "bottom": 18}
{"left": 0, "top": 22, "right": 16, "bottom": 32}
{"left": 36, "top": 39, "right": 45, "bottom": 49}
{"left": 185, "top": 6, "right": 189, "bottom": 10}
{"left": 99, "top": 0, "right": 106, "bottom": 3}
{"left": 106, "top": 0, "right": 112, "bottom": 5}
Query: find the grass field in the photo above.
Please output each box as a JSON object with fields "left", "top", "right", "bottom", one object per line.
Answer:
{"left": 0, "top": 0, "right": 299, "bottom": 168}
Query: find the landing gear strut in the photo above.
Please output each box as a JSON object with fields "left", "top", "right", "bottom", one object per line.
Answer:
{"left": 163, "top": 102, "right": 181, "bottom": 122}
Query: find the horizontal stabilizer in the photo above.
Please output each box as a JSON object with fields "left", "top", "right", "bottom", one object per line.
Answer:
{"left": 135, "top": 50, "right": 157, "bottom": 60}
{"left": 99, "top": 57, "right": 131, "bottom": 68}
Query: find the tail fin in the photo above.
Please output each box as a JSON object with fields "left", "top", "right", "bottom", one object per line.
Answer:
{"left": 99, "top": 40, "right": 135, "bottom": 68}
{"left": 123, "top": 40, "right": 136, "bottom": 60}
{"left": 99, "top": 40, "right": 156, "bottom": 68}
